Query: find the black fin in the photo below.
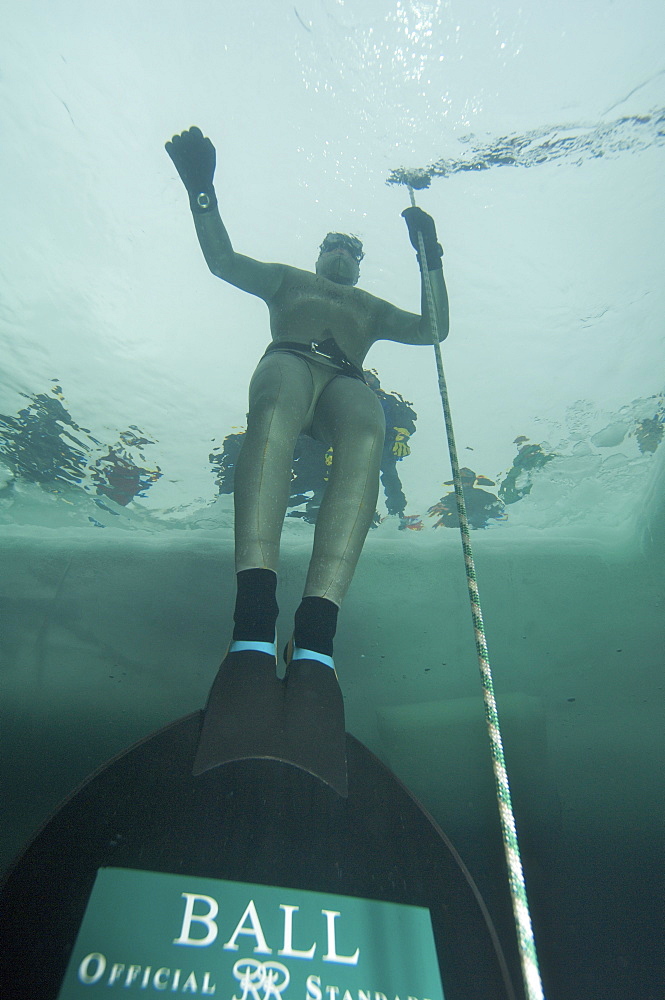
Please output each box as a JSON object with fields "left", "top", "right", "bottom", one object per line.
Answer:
{"left": 192, "top": 651, "right": 348, "bottom": 797}
{"left": 283, "top": 658, "right": 348, "bottom": 797}
{"left": 192, "top": 650, "right": 287, "bottom": 775}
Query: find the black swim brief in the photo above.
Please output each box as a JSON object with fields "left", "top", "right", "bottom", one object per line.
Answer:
{"left": 263, "top": 338, "right": 366, "bottom": 383}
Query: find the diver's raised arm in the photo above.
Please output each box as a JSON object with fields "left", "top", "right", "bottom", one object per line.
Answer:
{"left": 165, "top": 127, "right": 283, "bottom": 302}
{"left": 377, "top": 207, "right": 450, "bottom": 346}
{"left": 416, "top": 264, "right": 449, "bottom": 342}
{"left": 402, "top": 206, "right": 450, "bottom": 343}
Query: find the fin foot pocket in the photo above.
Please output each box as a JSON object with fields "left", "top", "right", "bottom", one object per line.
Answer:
{"left": 283, "top": 636, "right": 336, "bottom": 672}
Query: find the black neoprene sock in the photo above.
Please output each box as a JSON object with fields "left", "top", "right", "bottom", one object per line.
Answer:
{"left": 232, "top": 569, "right": 279, "bottom": 643}
{"left": 293, "top": 596, "right": 339, "bottom": 657}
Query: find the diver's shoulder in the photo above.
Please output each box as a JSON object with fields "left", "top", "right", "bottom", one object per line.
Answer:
{"left": 280, "top": 263, "right": 317, "bottom": 284}
{"left": 358, "top": 287, "right": 397, "bottom": 315}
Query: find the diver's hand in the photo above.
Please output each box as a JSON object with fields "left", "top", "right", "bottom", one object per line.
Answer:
{"left": 392, "top": 428, "right": 411, "bottom": 457}
{"left": 401, "top": 207, "right": 438, "bottom": 249}
{"left": 165, "top": 126, "right": 218, "bottom": 213}
{"left": 401, "top": 206, "right": 443, "bottom": 270}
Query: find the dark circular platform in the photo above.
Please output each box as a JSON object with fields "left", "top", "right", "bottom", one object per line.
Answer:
{"left": 0, "top": 713, "right": 515, "bottom": 999}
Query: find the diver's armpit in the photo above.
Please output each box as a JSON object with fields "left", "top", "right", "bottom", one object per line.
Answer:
{"left": 377, "top": 301, "right": 433, "bottom": 346}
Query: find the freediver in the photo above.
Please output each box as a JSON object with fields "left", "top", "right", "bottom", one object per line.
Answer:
{"left": 165, "top": 126, "right": 449, "bottom": 793}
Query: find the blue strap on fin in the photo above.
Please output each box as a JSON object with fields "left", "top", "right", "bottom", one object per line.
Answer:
{"left": 291, "top": 646, "right": 335, "bottom": 670}
{"left": 229, "top": 639, "right": 277, "bottom": 657}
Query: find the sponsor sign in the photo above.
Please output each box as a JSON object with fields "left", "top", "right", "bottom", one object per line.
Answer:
{"left": 56, "top": 868, "right": 445, "bottom": 998}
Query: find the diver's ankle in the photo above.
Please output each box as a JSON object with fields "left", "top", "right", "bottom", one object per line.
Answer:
{"left": 293, "top": 596, "right": 338, "bottom": 656}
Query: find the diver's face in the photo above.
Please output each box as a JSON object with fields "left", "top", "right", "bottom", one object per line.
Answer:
{"left": 316, "top": 247, "right": 360, "bottom": 286}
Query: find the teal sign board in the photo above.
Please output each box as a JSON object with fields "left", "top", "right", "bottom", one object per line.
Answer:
{"left": 57, "top": 868, "right": 446, "bottom": 998}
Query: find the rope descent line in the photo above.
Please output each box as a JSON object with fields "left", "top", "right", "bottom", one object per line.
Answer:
{"left": 406, "top": 184, "right": 545, "bottom": 1000}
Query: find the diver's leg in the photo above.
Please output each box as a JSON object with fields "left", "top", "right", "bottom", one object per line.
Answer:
{"left": 306, "top": 376, "right": 385, "bottom": 605}
{"left": 195, "top": 353, "right": 319, "bottom": 779}
{"left": 232, "top": 352, "right": 315, "bottom": 644}
{"left": 278, "top": 375, "right": 383, "bottom": 797}
{"left": 291, "top": 376, "right": 385, "bottom": 659}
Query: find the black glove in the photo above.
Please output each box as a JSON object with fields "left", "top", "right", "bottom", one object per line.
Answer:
{"left": 401, "top": 206, "right": 443, "bottom": 270}
{"left": 165, "top": 126, "right": 218, "bottom": 214}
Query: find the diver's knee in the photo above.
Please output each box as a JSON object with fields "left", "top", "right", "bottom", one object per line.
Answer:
{"left": 357, "top": 413, "right": 387, "bottom": 456}
{"left": 347, "top": 397, "right": 384, "bottom": 439}
{"left": 366, "top": 399, "right": 386, "bottom": 440}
